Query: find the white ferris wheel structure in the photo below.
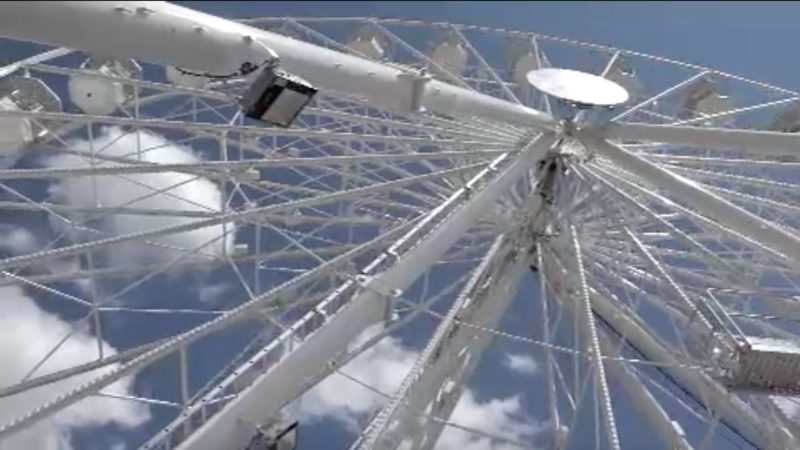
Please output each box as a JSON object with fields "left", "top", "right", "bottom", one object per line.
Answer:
{"left": 2, "top": 2, "right": 800, "bottom": 450}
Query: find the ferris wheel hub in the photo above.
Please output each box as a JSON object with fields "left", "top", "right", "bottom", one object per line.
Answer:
{"left": 526, "top": 68, "right": 629, "bottom": 108}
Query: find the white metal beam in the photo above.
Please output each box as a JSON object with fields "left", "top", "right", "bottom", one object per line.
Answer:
{"left": 601, "top": 122, "right": 800, "bottom": 159}
{"left": 0, "top": 150, "right": 505, "bottom": 180}
{"left": 0, "top": 1, "right": 555, "bottom": 130}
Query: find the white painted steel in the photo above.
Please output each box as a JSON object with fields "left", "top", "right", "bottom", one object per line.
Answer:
{"left": 3, "top": 5, "right": 800, "bottom": 450}
{"left": 0, "top": 2, "right": 555, "bottom": 129}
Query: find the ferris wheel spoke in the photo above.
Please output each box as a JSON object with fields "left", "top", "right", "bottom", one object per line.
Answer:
{"left": 353, "top": 234, "right": 527, "bottom": 449}
{"left": 302, "top": 150, "right": 456, "bottom": 210}
{"left": 535, "top": 242, "right": 566, "bottom": 438}
{"left": 644, "top": 153, "right": 800, "bottom": 169}
{"left": 0, "top": 163, "right": 483, "bottom": 272}
{"left": 310, "top": 95, "right": 515, "bottom": 141}
{"left": 599, "top": 319, "right": 696, "bottom": 449}
{"left": 580, "top": 233, "right": 800, "bottom": 322}
{"left": 588, "top": 281, "right": 787, "bottom": 448}
{"left": 540, "top": 240, "right": 627, "bottom": 449}
{"left": 304, "top": 105, "right": 518, "bottom": 143}
{"left": 583, "top": 256, "right": 703, "bottom": 337}
{"left": 602, "top": 121, "right": 800, "bottom": 159}
{"left": 27, "top": 62, "right": 232, "bottom": 104}
{"left": 0, "top": 175, "right": 240, "bottom": 280}
{"left": 595, "top": 272, "right": 793, "bottom": 353}
{"left": 131, "top": 133, "right": 556, "bottom": 450}
{"left": 0, "top": 215, "right": 418, "bottom": 442}
{"left": 156, "top": 264, "right": 480, "bottom": 450}
{"left": 569, "top": 224, "right": 622, "bottom": 450}
{"left": 0, "top": 200, "right": 221, "bottom": 218}
{"left": 543, "top": 209, "right": 791, "bottom": 449}
{"left": 589, "top": 162, "right": 800, "bottom": 285}
{"left": 582, "top": 191, "right": 738, "bottom": 339}
{"left": 0, "top": 244, "right": 359, "bottom": 288}
{"left": 281, "top": 18, "right": 374, "bottom": 58}
{"left": 579, "top": 143, "right": 800, "bottom": 269}
{"left": 584, "top": 246, "right": 738, "bottom": 351}
{"left": 599, "top": 50, "right": 621, "bottom": 78}
{"left": 0, "top": 47, "right": 73, "bottom": 77}
{"left": 645, "top": 174, "right": 800, "bottom": 231}
{"left": 0, "top": 338, "right": 164, "bottom": 400}
{"left": 651, "top": 162, "right": 800, "bottom": 197}
{"left": 1, "top": 109, "right": 513, "bottom": 149}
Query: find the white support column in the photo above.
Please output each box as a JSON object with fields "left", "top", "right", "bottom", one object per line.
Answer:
{"left": 579, "top": 133, "right": 800, "bottom": 266}
{"left": 352, "top": 233, "right": 529, "bottom": 449}
{"left": 407, "top": 203, "right": 553, "bottom": 450}
{"left": 411, "top": 252, "right": 531, "bottom": 450}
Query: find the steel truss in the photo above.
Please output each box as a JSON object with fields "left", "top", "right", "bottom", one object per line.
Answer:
{"left": 2, "top": 3, "right": 800, "bottom": 450}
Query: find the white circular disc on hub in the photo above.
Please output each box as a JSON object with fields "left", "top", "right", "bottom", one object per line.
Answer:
{"left": 526, "top": 68, "right": 630, "bottom": 106}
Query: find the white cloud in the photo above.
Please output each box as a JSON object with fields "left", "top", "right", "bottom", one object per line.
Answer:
{"left": 0, "top": 225, "right": 38, "bottom": 255}
{"left": 197, "top": 283, "right": 233, "bottom": 306}
{"left": 299, "top": 326, "right": 541, "bottom": 448}
{"left": 440, "top": 391, "right": 542, "bottom": 450}
{"left": 45, "top": 126, "right": 233, "bottom": 267}
{"left": 503, "top": 353, "right": 540, "bottom": 376}
{"left": 298, "top": 329, "right": 417, "bottom": 431}
{"left": 0, "top": 286, "right": 150, "bottom": 450}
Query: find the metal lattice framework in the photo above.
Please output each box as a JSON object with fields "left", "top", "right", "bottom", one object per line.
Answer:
{"left": 2, "top": 3, "right": 800, "bottom": 450}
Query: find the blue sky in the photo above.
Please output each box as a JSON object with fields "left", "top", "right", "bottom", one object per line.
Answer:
{"left": 1, "top": 2, "right": 796, "bottom": 449}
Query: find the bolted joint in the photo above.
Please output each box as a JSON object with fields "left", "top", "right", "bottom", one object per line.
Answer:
{"left": 396, "top": 70, "right": 432, "bottom": 113}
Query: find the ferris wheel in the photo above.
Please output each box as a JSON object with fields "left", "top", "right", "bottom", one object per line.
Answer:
{"left": 2, "top": 2, "right": 800, "bottom": 450}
